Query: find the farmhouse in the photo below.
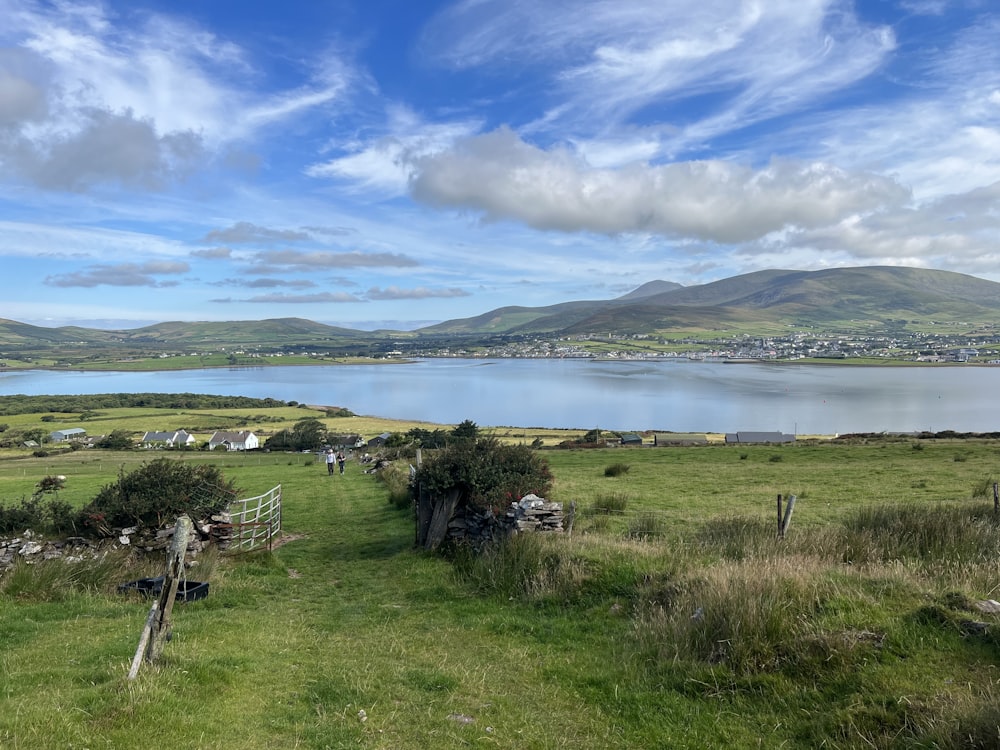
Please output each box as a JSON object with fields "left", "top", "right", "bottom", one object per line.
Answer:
{"left": 49, "top": 427, "right": 86, "bottom": 442}
{"left": 141, "top": 430, "right": 196, "bottom": 449}
{"left": 329, "top": 434, "right": 365, "bottom": 451}
{"left": 207, "top": 430, "right": 259, "bottom": 451}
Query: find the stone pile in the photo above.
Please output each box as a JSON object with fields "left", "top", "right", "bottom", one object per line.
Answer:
{"left": 446, "top": 494, "right": 565, "bottom": 547}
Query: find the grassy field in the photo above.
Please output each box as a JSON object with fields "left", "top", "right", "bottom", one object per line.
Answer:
{"left": 2, "top": 434, "right": 1000, "bottom": 748}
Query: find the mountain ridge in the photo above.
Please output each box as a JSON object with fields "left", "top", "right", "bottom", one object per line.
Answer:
{"left": 3, "top": 267, "right": 1000, "bottom": 349}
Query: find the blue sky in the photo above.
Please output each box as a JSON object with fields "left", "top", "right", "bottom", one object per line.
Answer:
{"left": 1, "top": 0, "right": 999, "bottom": 330}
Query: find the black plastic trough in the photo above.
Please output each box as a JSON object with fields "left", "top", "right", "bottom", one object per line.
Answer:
{"left": 118, "top": 575, "right": 209, "bottom": 602}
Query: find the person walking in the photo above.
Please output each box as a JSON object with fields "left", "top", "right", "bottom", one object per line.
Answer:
{"left": 325, "top": 448, "right": 336, "bottom": 475}
{"left": 337, "top": 451, "right": 346, "bottom": 474}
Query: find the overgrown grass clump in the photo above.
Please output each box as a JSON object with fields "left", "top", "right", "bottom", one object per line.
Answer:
{"left": 604, "top": 462, "right": 630, "bottom": 477}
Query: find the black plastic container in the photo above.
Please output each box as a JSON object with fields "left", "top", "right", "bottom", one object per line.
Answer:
{"left": 118, "top": 575, "right": 209, "bottom": 602}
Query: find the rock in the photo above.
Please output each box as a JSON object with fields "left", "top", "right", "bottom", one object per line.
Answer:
{"left": 974, "top": 600, "right": 1000, "bottom": 614}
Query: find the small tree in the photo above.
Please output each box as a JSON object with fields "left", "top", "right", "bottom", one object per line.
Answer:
{"left": 97, "top": 430, "right": 134, "bottom": 450}
{"left": 451, "top": 419, "right": 480, "bottom": 441}
{"left": 265, "top": 417, "right": 328, "bottom": 452}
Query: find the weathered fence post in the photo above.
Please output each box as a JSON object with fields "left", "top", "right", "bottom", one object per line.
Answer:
{"left": 127, "top": 514, "right": 193, "bottom": 679}
{"left": 423, "top": 488, "right": 462, "bottom": 550}
{"left": 566, "top": 501, "right": 576, "bottom": 536}
{"left": 780, "top": 495, "right": 797, "bottom": 539}
{"left": 149, "top": 515, "right": 193, "bottom": 662}
{"left": 776, "top": 494, "right": 783, "bottom": 538}
{"left": 127, "top": 601, "right": 158, "bottom": 681}
{"left": 994, "top": 482, "right": 998, "bottom": 513}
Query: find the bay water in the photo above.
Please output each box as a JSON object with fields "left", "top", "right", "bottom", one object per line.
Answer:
{"left": 1, "top": 359, "right": 998, "bottom": 435}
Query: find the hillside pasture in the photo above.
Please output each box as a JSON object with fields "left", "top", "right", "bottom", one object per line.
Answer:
{"left": 2, "top": 435, "right": 1000, "bottom": 748}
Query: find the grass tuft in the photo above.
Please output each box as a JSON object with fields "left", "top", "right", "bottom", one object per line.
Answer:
{"left": 603, "top": 463, "right": 631, "bottom": 477}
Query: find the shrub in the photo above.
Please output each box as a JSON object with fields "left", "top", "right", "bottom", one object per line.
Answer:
{"left": 604, "top": 463, "right": 630, "bottom": 477}
{"left": 0, "top": 497, "right": 45, "bottom": 534}
{"left": 768, "top": 454, "right": 783, "bottom": 462}
{"left": 413, "top": 436, "right": 553, "bottom": 515}
{"left": 77, "top": 458, "right": 240, "bottom": 535}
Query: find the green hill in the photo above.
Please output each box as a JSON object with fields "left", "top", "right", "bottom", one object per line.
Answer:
{"left": 422, "top": 266, "right": 1000, "bottom": 335}
{"left": 5, "top": 267, "right": 1000, "bottom": 351}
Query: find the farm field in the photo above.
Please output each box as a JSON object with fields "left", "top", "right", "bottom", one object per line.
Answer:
{"left": 2, "top": 431, "right": 1000, "bottom": 748}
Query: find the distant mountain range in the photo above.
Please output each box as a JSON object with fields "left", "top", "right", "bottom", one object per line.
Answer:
{"left": 3, "top": 266, "right": 1000, "bottom": 350}
{"left": 418, "top": 266, "right": 1000, "bottom": 335}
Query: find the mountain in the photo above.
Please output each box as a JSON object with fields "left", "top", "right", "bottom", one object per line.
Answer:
{"left": 4, "top": 268, "right": 1000, "bottom": 352}
{"left": 420, "top": 267, "right": 1000, "bottom": 335}
{"left": 615, "top": 280, "right": 685, "bottom": 300}
{"left": 0, "top": 317, "right": 372, "bottom": 351}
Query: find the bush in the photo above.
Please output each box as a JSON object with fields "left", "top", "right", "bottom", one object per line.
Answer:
{"left": 413, "top": 436, "right": 553, "bottom": 515}
{"left": 0, "top": 497, "right": 45, "bottom": 534}
{"left": 77, "top": 458, "right": 240, "bottom": 535}
{"left": 604, "top": 463, "right": 631, "bottom": 477}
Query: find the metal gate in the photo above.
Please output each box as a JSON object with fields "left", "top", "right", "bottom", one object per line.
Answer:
{"left": 224, "top": 484, "right": 281, "bottom": 553}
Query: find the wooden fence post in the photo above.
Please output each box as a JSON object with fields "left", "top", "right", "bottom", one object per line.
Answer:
{"left": 148, "top": 515, "right": 193, "bottom": 663}
{"left": 127, "top": 601, "right": 159, "bottom": 681}
{"left": 776, "top": 494, "right": 783, "bottom": 538}
{"left": 780, "top": 495, "right": 797, "bottom": 538}
{"left": 994, "top": 482, "right": 998, "bottom": 513}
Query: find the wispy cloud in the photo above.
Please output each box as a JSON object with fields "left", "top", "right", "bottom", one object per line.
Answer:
{"left": 255, "top": 249, "right": 419, "bottom": 268}
{"left": 366, "top": 286, "right": 469, "bottom": 300}
{"left": 45, "top": 260, "right": 189, "bottom": 287}
{"left": 203, "top": 222, "right": 312, "bottom": 244}
{"left": 231, "top": 292, "right": 364, "bottom": 304}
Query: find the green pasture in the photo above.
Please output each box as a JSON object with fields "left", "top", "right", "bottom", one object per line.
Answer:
{"left": 2, "top": 437, "right": 1000, "bottom": 748}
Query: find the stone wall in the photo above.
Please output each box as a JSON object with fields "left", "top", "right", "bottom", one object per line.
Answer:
{"left": 446, "top": 494, "right": 568, "bottom": 547}
{"left": 0, "top": 512, "right": 238, "bottom": 573}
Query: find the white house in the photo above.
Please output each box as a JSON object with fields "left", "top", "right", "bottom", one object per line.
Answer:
{"left": 141, "top": 430, "right": 196, "bottom": 449}
{"left": 207, "top": 430, "right": 259, "bottom": 451}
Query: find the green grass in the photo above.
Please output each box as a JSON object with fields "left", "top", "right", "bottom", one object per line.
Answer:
{"left": 4, "top": 437, "right": 1000, "bottom": 747}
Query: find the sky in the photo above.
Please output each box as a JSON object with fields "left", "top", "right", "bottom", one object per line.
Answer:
{"left": 1, "top": 0, "right": 999, "bottom": 330}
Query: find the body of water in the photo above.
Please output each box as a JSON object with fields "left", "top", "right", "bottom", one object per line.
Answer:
{"left": 1, "top": 359, "right": 998, "bottom": 435}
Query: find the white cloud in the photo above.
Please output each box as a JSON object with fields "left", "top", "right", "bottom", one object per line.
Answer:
{"left": 409, "top": 127, "right": 909, "bottom": 242}
{"left": 0, "top": 0, "right": 350, "bottom": 192}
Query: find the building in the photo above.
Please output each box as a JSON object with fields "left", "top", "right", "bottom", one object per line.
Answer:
{"left": 724, "top": 431, "right": 796, "bottom": 444}
{"left": 141, "top": 430, "right": 196, "bottom": 449}
{"left": 49, "top": 428, "right": 86, "bottom": 442}
{"left": 653, "top": 432, "right": 708, "bottom": 446}
{"left": 207, "top": 430, "right": 259, "bottom": 451}
{"left": 366, "top": 432, "right": 392, "bottom": 448}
